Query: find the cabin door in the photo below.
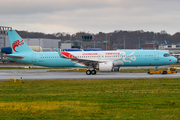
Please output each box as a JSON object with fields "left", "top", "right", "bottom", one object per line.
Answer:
{"left": 154, "top": 51, "right": 159, "bottom": 60}
{"left": 31, "top": 53, "right": 36, "bottom": 62}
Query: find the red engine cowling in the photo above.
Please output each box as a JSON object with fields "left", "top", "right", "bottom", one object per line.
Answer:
{"left": 98, "top": 62, "right": 114, "bottom": 71}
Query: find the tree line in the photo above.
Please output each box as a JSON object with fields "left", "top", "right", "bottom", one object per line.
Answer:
{"left": 17, "top": 30, "right": 180, "bottom": 49}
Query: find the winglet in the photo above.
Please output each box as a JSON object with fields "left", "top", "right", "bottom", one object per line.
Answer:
{"left": 55, "top": 48, "right": 66, "bottom": 58}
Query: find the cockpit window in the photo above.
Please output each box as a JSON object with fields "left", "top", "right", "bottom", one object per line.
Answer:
{"left": 164, "top": 53, "right": 170, "bottom": 57}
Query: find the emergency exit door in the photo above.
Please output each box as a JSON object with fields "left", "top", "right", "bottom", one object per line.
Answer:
{"left": 154, "top": 51, "right": 159, "bottom": 60}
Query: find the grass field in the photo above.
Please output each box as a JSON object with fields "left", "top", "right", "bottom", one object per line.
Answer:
{"left": 0, "top": 79, "right": 180, "bottom": 120}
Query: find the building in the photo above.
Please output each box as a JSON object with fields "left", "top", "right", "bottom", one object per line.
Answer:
{"left": 82, "top": 35, "right": 93, "bottom": 49}
{"left": 23, "top": 38, "right": 61, "bottom": 52}
{"left": 61, "top": 43, "right": 71, "bottom": 49}
{"left": 143, "top": 43, "right": 158, "bottom": 49}
{"left": 71, "top": 40, "right": 82, "bottom": 49}
{"left": 0, "top": 26, "right": 12, "bottom": 49}
{"left": 159, "top": 44, "right": 180, "bottom": 54}
{"left": 0, "top": 26, "right": 12, "bottom": 61}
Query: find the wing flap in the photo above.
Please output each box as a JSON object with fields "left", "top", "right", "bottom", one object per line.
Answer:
{"left": 69, "top": 58, "right": 106, "bottom": 64}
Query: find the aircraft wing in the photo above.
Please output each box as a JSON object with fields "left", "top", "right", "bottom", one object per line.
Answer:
{"left": 5, "top": 54, "right": 24, "bottom": 60}
{"left": 67, "top": 58, "right": 106, "bottom": 65}
{"left": 55, "top": 48, "right": 107, "bottom": 65}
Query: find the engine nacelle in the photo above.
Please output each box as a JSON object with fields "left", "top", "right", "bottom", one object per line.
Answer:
{"left": 98, "top": 62, "right": 114, "bottom": 72}
{"left": 1, "top": 47, "right": 12, "bottom": 54}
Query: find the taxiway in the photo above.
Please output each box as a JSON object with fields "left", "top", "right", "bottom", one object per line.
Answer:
{"left": 0, "top": 69, "right": 179, "bottom": 81}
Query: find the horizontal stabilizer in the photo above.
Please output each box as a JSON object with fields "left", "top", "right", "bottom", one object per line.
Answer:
{"left": 5, "top": 54, "right": 24, "bottom": 60}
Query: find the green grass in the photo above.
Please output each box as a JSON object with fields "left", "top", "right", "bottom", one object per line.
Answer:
{"left": 0, "top": 78, "right": 180, "bottom": 119}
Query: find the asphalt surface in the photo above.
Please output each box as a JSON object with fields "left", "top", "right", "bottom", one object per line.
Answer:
{"left": 0, "top": 68, "right": 180, "bottom": 81}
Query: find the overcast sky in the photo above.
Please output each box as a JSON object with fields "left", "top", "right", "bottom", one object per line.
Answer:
{"left": 0, "top": 0, "right": 180, "bottom": 34}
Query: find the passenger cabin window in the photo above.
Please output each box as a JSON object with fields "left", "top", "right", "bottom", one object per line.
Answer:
{"left": 164, "top": 53, "right": 170, "bottom": 57}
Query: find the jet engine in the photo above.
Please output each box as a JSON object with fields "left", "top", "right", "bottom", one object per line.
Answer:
{"left": 1, "top": 47, "right": 12, "bottom": 54}
{"left": 98, "top": 62, "right": 114, "bottom": 71}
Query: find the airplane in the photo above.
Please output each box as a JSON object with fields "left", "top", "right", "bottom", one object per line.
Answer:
{"left": 5, "top": 29, "right": 177, "bottom": 75}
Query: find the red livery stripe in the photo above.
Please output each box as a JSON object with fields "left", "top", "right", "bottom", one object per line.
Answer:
{"left": 61, "top": 52, "right": 78, "bottom": 59}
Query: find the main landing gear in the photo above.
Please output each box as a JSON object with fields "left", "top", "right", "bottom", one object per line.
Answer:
{"left": 86, "top": 69, "right": 97, "bottom": 75}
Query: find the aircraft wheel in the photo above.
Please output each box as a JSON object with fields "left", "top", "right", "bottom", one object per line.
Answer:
{"left": 86, "top": 70, "right": 92, "bottom": 75}
{"left": 163, "top": 71, "right": 167, "bottom": 74}
{"left": 147, "top": 72, "right": 152, "bottom": 75}
{"left": 91, "top": 70, "right": 96, "bottom": 75}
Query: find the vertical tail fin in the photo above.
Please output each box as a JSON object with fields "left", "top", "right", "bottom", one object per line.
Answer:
{"left": 7, "top": 30, "right": 34, "bottom": 54}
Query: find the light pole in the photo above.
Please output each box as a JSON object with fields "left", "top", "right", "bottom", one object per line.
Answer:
{"left": 123, "top": 35, "right": 125, "bottom": 49}
{"left": 108, "top": 33, "right": 110, "bottom": 51}
{"left": 39, "top": 39, "right": 41, "bottom": 52}
{"left": 138, "top": 37, "right": 141, "bottom": 49}
{"left": 106, "top": 34, "right": 107, "bottom": 50}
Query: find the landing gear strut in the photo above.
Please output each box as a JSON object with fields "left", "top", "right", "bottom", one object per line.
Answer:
{"left": 86, "top": 69, "right": 97, "bottom": 75}
{"left": 155, "top": 66, "right": 158, "bottom": 71}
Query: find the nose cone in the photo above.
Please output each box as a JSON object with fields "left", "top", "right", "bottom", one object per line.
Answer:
{"left": 171, "top": 57, "right": 178, "bottom": 64}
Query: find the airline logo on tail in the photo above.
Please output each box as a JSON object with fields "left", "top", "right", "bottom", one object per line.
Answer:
{"left": 12, "top": 40, "right": 24, "bottom": 52}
